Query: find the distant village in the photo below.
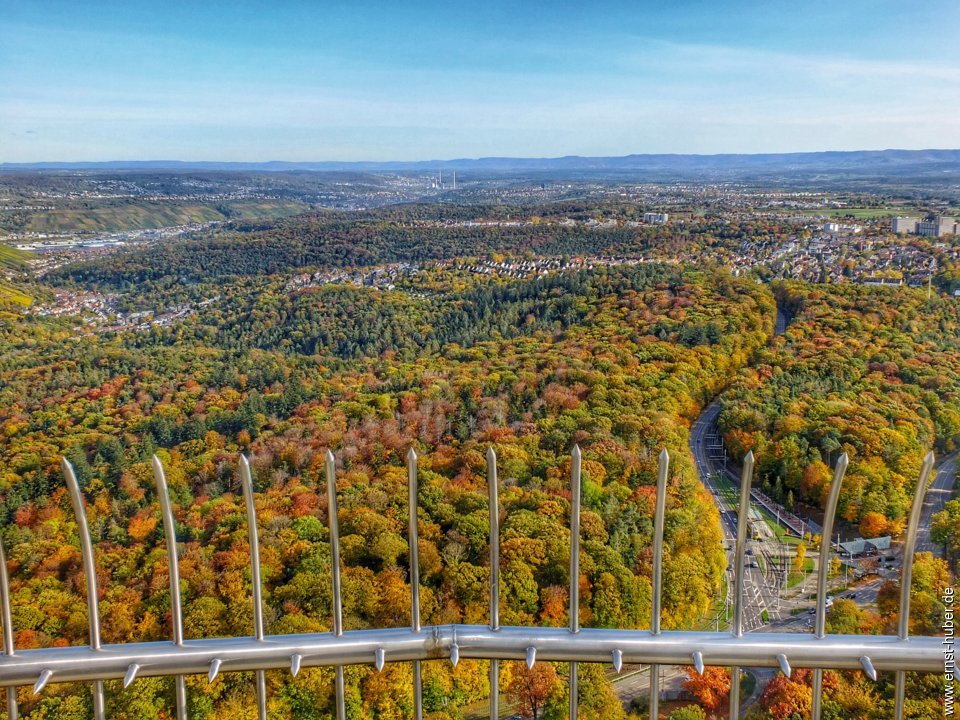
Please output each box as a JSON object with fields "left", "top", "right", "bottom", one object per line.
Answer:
{"left": 14, "top": 192, "right": 960, "bottom": 333}
{"left": 27, "top": 289, "right": 219, "bottom": 334}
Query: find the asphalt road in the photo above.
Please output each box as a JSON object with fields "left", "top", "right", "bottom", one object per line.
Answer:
{"left": 691, "top": 400, "right": 784, "bottom": 633}
{"left": 611, "top": 664, "right": 689, "bottom": 707}
{"left": 916, "top": 452, "right": 957, "bottom": 556}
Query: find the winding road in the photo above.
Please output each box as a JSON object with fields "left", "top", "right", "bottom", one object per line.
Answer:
{"left": 690, "top": 401, "right": 783, "bottom": 633}
{"left": 613, "top": 305, "right": 958, "bottom": 716}
{"left": 916, "top": 451, "right": 957, "bottom": 556}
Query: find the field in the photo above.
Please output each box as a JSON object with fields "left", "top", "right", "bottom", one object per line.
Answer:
{"left": 0, "top": 281, "right": 31, "bottom": 307}
{"left": 0, "top": 243, "right": 31, "bottom": 269}
{"left": 800, "top": 207, "right": 911, "bottom": 219}
{"left": 1, "top": 199, "right": 309, "bottom": 233}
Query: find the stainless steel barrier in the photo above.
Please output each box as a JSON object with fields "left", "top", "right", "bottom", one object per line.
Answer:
{"left": 0, "top": 446, "right": 950, "bottom": 718}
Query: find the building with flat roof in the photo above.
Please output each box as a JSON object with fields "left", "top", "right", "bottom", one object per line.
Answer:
{"left": 893, "top": 215, "right": 957, "bottom": 237}
{"left": 892, "top": 216, "right": 919, "bottom": 234}
{"left": 839, "top": 535, "right": 892, "bottom": 557}
{"left": 916, "top": 215, "right": 957, "bottom": 237}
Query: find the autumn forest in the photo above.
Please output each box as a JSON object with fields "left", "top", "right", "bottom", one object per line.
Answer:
{"left": 0, "top": 194, "right": 957, "bottom": 720}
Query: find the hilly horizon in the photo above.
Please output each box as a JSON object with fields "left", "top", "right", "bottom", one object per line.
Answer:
{"left": 4, "top": 148, "right": 960, "bottom": 174}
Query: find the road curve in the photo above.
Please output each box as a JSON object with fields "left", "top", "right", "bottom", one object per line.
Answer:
{"left": 916, "top": 452, "right": 957, "bottom": 556}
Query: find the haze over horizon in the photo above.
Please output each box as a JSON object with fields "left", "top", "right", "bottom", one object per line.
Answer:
{"left": 2, "top": 0, "right": 959, "bottom": 163}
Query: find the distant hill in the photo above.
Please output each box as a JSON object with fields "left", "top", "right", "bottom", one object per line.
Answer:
{"left": 3, "top": 149, "right": 959, "bottom": 176}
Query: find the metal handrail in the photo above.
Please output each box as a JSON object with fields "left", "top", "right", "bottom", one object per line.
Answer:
{"left": 0, "top": 446, "right": 950, "bottom": 719}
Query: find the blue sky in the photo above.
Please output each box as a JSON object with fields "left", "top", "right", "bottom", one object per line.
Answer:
{"left": 2, "top": 1, "right": 958, "bottom": 161}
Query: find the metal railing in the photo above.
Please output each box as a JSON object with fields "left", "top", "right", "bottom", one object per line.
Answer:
{"left": 0, "top": 446, "right": 953, "bottom": 719}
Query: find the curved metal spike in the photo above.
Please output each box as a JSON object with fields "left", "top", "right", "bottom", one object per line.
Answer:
{"left": 325, "top": 451, "right": 343, "bottom": 638}
{"left": 208, "top": 658, "right": 222, "bottom": 683}
{"left": 649, "top": 448, "right": 669, "bottom": 720}
{"left": 123, "top": 663, "right": 139, "bottom": 689}
{"left": 151, "top": 456, "right": 187, "bottom": 720}
{"left": 860, "top": 655, "right": 877, "bottom": 681}
{"left": 151, "top": 456, "right": 184, "bottom": 647}
{"left": 240, "top": 455, "right": 268, "bottom": 720}
{"left": 32, "top": 670, "right": 52, "bottom": 695}
{"left": 407, "top": 448, "right": 424, "bottom": 720}
{"left": 732, "top": 451, "right": 755, "bottom": 639}
{"left": 812, "top": 453, "right": 849, "bottom": 720}
{"left": 374, "top": 647, "right": 386, "bottom": 672}
{"left": 487, "top": 445, "right": 501, "bottom": 720}
{"left": 730, "top": 452, "right": 756, "bottom": 717}
{"left": 815, "top": 453, "right": 849, "bottom": 639}
{"left": 488, "top": 446, "right": 500, "bottom": 633}
{"left": 898, "top": 452, "right": 937, "bottom": 640}
{"left": 651, "top": 449, "right": 670, "bottom": 636}
{"left": 612, "top": 648, "right": 623, "bottom": 673}
{"left": 290, "top": 653, "right": 302, "bottom": 678}
{"left": 408, "top": 448, "right": 421, "bottom": 634}
{"left": 526, "top": 646, "right": 537, "bottom": 669}
{"left": 570, "top": 445, "right": 581, "bottom": 634}
{"left": 487, "top": 450, "right": 503, "bottom": 720}
{"left": 407, "top": 448, "right": 420, "bottom": 632}
{"left": 569, "top": 445, "right": 582, "bottom": 720}
{"left": 61, "top": 459, "right": 102, "bottom": 652}
{"left": 777, "top": 653, "right": 791, "bottom": 678}
{"left": 239, "top": 455, "right": 265, "bottom": 643}
{"left": 62, "top": 458, "right": 105, "bottom": 719}
{"left": 692, "top": 651, "right": 705, "bottom": 676}
{"left": 325, "top": 450, "right": 346, "bottom": 720}
{"left": 450, "top": 643, "right": 460, "bottom": 667}
{"left": 894, "top": 451, "right": 936, "bottom": 720}
{"left": 0, "top": 524, "right": 19, "bottom": 719}
{"left": 0, "top": 533, "right": 15, "bottom": 658}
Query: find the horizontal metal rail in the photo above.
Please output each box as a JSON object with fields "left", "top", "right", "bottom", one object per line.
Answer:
{"left": 0, "top": 626, "right": 945, "bottom": 688}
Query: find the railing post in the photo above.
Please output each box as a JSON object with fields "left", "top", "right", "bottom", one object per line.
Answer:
{"left": 649, "top": 449, "right": 669, "bottom": 720}
{"left": 894, "top": 452, "right": 936, "bottom": 720}
{"left": 569, "top": 446, "right": 582, "bottom": 718}
{"left": 151, "top": 456, "right": 188, "bottom": 720}
{"left": 729, "top": 451, "right": 755, "bottom": 717}
{"left": 239, "top": 456, "right": 267, "bottom": 720}
{"left": 407, "top": 449, "right": 424, "bottom": 720}
{"left": 812, "top": 453, "right": 848, "bottom": 720}
{"left": 0, "top": 528, "right": 18, "bottom": 718}
{"left": 487, "top": 447, "right": 500, "bottom": 719}
{"left": 325, "top": 450, "right": 346, "bottom": 720}
{"left": 61, "top": 458, "right": 105, "bottom": 720}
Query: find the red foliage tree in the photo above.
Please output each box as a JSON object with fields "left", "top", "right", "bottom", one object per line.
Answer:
{"left": 682, "top": 666, "right": 731, "bottom": 712}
